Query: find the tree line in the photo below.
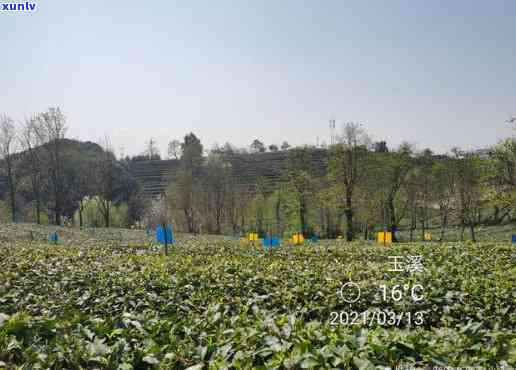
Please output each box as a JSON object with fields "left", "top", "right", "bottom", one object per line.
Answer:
{"left": 1, "top": 108, "right": 514, "bottom": 242}
{"left": 154, "top": 123, "right": 514, "bottom": 242}
{"left": 0, "top": 108, "right": 142, "bottom": 227}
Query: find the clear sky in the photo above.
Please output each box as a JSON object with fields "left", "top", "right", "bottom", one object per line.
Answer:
{"left": 2, "top": 0, "right": 515, "bottom": 157}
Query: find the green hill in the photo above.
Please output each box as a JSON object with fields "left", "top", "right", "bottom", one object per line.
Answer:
{"left": 130, "top": 148, "right": 329, "bottom": 198}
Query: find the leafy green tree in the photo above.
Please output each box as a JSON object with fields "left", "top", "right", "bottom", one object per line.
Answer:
{"left": 314, "top": 180, "right": 341, "bottom": 238}
{"left": 169, "top": 168, "right": 199, "bottom": 233}
{"left": 377, "top": 143, "right": 414, "bottom": 242}
{"left": 168, "top": 133, "right": 204, "bottom": 233}
{"left": 486, "top": 138, "right": 515, "bottom": 223}
{"left": 246, "top": 191, "right": 266, "bottom": 236}
{"left": 288, "top": 147, "right": 317, "bottom": 237}
{"left": 203, "top": 153, "right": 232, "bottom": 234}
{"left": 181, "top": 133, "right": 203, "bottom": 173}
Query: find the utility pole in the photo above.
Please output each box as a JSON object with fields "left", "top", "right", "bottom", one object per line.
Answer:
{"left": 329, "top": 118, "right": 336, "bottom": 145}
{"left": 147, "top": 138, "right": 156, "bottom": 160}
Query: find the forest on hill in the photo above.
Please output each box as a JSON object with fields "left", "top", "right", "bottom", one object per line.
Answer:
{"left": 1, "top": 107, "right": 515, "bottom": 242}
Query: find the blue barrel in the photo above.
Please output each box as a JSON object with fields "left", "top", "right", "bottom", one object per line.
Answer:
{"left": 156, "top": 225, "right": 174, "bottom": 244}
{"left": 49, "top": 232, "right": 59, "bottom": 244}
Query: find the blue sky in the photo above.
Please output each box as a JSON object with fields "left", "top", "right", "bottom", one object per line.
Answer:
{"left": 1, "top": 0, "right": 514, "bottom": 156}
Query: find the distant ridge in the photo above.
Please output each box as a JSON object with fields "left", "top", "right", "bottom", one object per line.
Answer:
{"left": 130, "top": 149, "right": 329, "bottom": 199}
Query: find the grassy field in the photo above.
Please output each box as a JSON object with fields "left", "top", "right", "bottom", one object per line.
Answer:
{"left": 0, "top": 224, "right": 514, "bottom": 369}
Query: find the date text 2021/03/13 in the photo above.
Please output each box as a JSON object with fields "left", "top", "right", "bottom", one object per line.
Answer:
{"left": 329, "top": 310, "right": 425, "bottom": 327}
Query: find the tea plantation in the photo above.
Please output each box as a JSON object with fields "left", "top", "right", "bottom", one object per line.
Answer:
{"left": 0, "top": 225, "right": 514, "bottom": 369}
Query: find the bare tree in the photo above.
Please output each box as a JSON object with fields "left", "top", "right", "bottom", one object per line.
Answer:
{"left": 404, "top": 170, "right": 419, "bottom": 242}
{"left": 416, "top": 149, "right": 434, "bottom": 240}
{"left": 452, "top": 149, "right": 484, "bottom": 242}
{"left": 507, "top": 116, "right": 515, "bottom": 129}
{"left": 167, "top": 139, "right": 182, "bottom": 159}
{"left": 36, "top": 107, "right": 67, "bottom": 225}
{"left": 0, "top": 114, "right": 19, "bottom": 222}
{"left": 145, "top": 138, "right": 160, "bottom": 160}
{"left": 226, "top": 184, "right": 249, "bottom": 235}
{"left": 143, "top": 195, "right": 171, "bottom": 254}
{"left": 431, "top": 160, "right": 455, "bottom": 241}
{"left": 330, "top": 122, "right": 371, "bottom": 241}
{"left": 75, "top": 158, "right": 96, "bottom": 228}
{"left": 170, "top": 168, "right": 198, "bottom": 233}
{"left": 20, "top": 116, "right": 44, "bottom": 223}
{"left": 203, "top": 153, "right": 232, "bottom": 233}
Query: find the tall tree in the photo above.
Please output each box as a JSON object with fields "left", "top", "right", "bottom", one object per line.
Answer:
{"left": 452, "top": 149, "right": 484, "bottom": 242}
{"left": 226, "top": 183, "right": 249, "bottom": 235}
{"left": 380, "top": 143, "right": 413, "bottom": 242}
{"left": 36, "top": 107, "right": 67, "bottom": 225}
{"left": 170, "top": 133, "right": 204, "bottom": 233}
{"left": 404, "top": 169, "right": 419, "bottom": 242}
{"left": 95, "top": 137, "right": 117, "bottom": 227}
{"left": 204, "top": 153, "right": 232, "bottom": 234}
{"left": 329, "top": 122, "right": 371, "bottom": 241}
{"left": 288, "top": 147, "right": 316, "bottom": 237}
{"left": 181, "top": 133, "right": 203, "bottom": 173}
{"left": 20, "top": 116, "right": 44, "bottom": 224}
{"left": 431, "top": 159, "right": 455, "bottom": 241}
{"left": 416, "top": 149, "right": 434, "bottom": 240}
{"left": 145, "top": 138, "right": 160, "bottom": 160}
{"left": 0, "top": 114, "right": 19, "bottom": 222}
{"left": 75, "top": 162, "right": 95, "bottom": 228}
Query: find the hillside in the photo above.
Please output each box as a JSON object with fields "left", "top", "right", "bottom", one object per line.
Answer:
{"left": 1, "top": 141, "right": 328, "bottom": 200}
{"left": 130, "top": 148, "right": 329, "bottom": 198}
{"left": 129, "top": 159, "right": 182, "bottom": 198}
{"left": 0, "top": 139, "right": 110, "bottom": 199}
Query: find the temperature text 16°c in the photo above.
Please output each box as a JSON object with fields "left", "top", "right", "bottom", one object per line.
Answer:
{"left": 379, "top": 284, "right": 424, "bottom": 302}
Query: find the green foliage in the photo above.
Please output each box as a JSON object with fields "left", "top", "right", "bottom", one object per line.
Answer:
{"left": 0, "top": 200, "right": 9, "bottom": 223}
{"left": 181, "top": 133, "right": 204, "bottom": 172}
{"left": 74, "top": 196, "right": 129, "bottom": 228}
{"left": 0, "top": 225, "right": 514, "bottom": 368}
{"left": 21, "top": 205, "right": 50, "bottom": 225}
{"left": 486, "top": 138, "right": 516, "bottom": 216}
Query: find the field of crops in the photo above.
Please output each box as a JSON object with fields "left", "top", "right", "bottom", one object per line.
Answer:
{"left": 0, "top": 224, "right": 514, "bottom": 369}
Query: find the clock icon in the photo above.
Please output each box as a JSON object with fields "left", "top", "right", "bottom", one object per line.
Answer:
{"left": 338, "top": 281, "right": 361, "bottom": 303}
